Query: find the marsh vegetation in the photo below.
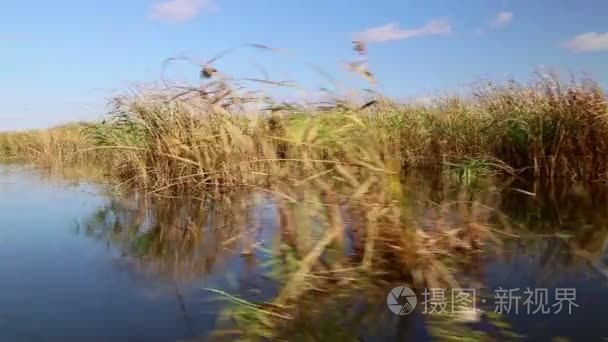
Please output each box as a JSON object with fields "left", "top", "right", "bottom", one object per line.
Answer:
{"left": 2, "top": 47, "right": 608, "bottom": 340}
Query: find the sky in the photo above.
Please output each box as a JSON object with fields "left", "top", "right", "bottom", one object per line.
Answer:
{"left": 1, "top": 0, "right": 608, "bottom": 130}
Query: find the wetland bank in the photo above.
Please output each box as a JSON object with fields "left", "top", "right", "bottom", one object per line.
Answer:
{"left": 2, "top": 68, "right": 608, "bottom": 340}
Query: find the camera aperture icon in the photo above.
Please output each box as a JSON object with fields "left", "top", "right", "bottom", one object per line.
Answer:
{"left": 387, "top": 286, "right": 418, "bottom": 315}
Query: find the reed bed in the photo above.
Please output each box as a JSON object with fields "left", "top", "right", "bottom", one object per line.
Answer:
{"left": 2, "top": 73, "right": 607, "bottom": 184}
{"left": 0, "top": 123, "right": 101, "bottom": 168}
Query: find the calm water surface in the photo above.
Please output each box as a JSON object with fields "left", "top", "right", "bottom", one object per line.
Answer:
{"left": 1, "top": 164, "right": 608, "bottom": 341}
{"left": 0, "top": 166, "right": 246, "bottom": 341}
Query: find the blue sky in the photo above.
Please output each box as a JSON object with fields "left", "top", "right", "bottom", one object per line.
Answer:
{"left": 1, "top": 0, "right": 608, "bottom": 130}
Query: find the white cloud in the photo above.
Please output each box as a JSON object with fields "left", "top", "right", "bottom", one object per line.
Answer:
{"left": 489, "top": 11, "right": 513, "bottom": 29}
{"left": 354, "top": 19, "right": 452, "bottom": 43}
{"left": 562, "top": 32, "right": 608, "bottom": 53}
{"left": 149, "top": 0, "right": 218, "bottom": 23}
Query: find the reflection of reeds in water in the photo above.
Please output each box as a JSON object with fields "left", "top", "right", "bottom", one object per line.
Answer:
{"left": 71, "top": 162, "right": 608, "bottom": 340}
{"left": 218, "top": 189, "right": 504, "bottom": 340}
{"left": 74, "top": 180, "right": 506, "bottom": 340}
{"left": 76, "top": 193, "right": 256, "bottom": 281}
{"left": 490, "top": 183, "right": 608, "bottom": 283}
{"left": 72, "top": 176, "right": 608, "bottom": 341}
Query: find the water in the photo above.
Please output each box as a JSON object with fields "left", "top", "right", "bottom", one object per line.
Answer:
{"left": 0, "top": 166, "right": 234, "bottom": 341}
{"left": 1, "top": 164, "right": 608, "bottom": 341}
